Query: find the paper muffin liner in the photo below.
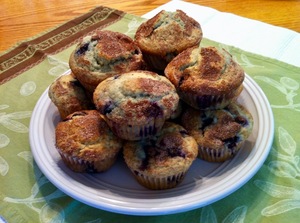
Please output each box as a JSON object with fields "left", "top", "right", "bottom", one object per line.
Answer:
{"left": 131, "top": 169, "right": 187, "bottom": 190}
{"left": 198, "top": 141, "right": 244, "bottom": 162}
{"left": 179, "top": 92, "right": 234, "bottom": 110}
{"left": 179, "top": 85, "right": 242, "bottom": 110}
{"left": 104, "top": 117, "right": 166, "bottom": 141}
{"left": 58, "top": 150, "right": 118, "bottom": 173}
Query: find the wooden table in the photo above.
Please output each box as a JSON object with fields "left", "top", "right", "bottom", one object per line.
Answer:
{"left": 1, "top": 0, "right": 299, "bottom": 53}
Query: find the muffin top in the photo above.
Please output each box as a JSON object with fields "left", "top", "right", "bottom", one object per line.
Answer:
{"left": 48, "top": 74, "right": 94, "bottom": 119}
{"left": 69, "top": 30, "right": 144, "bottom": 92}
{"left": 55, "top": 110, "right": 123, "bottom": 162}
{"left": 93, "top": 70, "right": 179, "bottom": 125}
{"left": 135, "top": 10, "right": 202, "bottom": 59}
{"left": 123, "top": 122, "right": 198, "bottom": 176}
{"left": 164, "top": 46, "right": 245, "bottom": 96}
{"left": 180, "top": 102, "right": 253, "bottom": 150}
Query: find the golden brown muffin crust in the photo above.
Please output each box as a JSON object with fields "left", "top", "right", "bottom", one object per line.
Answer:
{"left": 165, "top": 46, "right": 245, "bottom": 95}
{"left": 69, "top": 30, "right": 144, "bottom": 92}
{"left": 48, "top": 74, "right": 93, "bottom": 119}
{"left": 181, "top": 102, "right": 253, "bottom": 150}
{"left": 123, "top": 122, "right": 198, "bottom": 175}
{"left": 55, "top": 110, "right": 123, "bottom": 161}
{"left": 93, "top": 71, "right": 179, "bottom": 125}
{"left": 135, "top": 10, "right": 202, "bottom": 56}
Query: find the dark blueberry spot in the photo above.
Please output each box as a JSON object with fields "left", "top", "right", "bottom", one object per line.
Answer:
{"left": 86, "top": 162, "right": 97, "bottom": 173}
{"left": 197, "top": 95, "right": 212, "bottom": 108}
{"left": 200, "top": 114, "right": 213, "bottom": 130}
{"left": 139, "top": 145, "right": 151, "bottom": 171}
{"left": 223, "top": 136, "right": 240, "bottom": 150}
{"left": 140, "top": 158, "right": 148, "bottom": 171}
{"left": 144, "top": 102, "right": 163, "bottom": 118}
{"left": 134, "top": 49, "right": 140, "bottom": 55}
{"left": 167, "top": 147, "right": 186, "bottom": 158}
{"left": 70, "top": 79, "right": 83, "bottom": 88}
{"left": 113, "top": 75, "right": 121, "bottom": 79}
{"left": 178, "top": 76, "right": 184, "bottom": 87}
{"left": 179, "top": 130, "right": 188, "bottom": 137}
{"left": 102, "top": 101, "right": 115, "bottom": 114}
{"left": 138, "top": 140, "right": 185, "bottom": 171}
{"left": 133, "top": 170, "right": 139, "bottom": 175}
{"left": 235, "top": 116, "right": 248, "bottom": 126}
{"left": 76, "top": 43, "right": 89, "bottom": 56}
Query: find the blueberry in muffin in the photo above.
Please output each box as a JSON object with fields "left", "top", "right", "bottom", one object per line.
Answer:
{"left": 165, "top": 46, "right": 244, "bottom": 110}
{"left": 93, "top": 70, "right": 179, "bottom": 141}
{"left": 135, "top": 10, "right": 203, "bottom": 71}
{"left": 180, "top": 102, "right": 253, "bottom": 162}
{"left": 123, "top": 122, "right": 198, "bottom": 189}
{"left": 48, "top": 73, "right": 94, "bottom": 119}
{"left": 69, "top": 30, "right": 145, "bottom": 92}
{"left": 55, "top": 110, "right": 123, "bottom": 172}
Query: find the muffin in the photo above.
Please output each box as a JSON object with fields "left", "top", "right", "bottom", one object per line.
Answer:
{"left": 55, "top": 110, "right": 123, "bottom": 172}
{"left": 135, "top": 10, "right": 202, "bottom": 71}
{"left": 69, "top": 30, "right": 145, "bottom": 92}
{"left": 123, "top": 122, "right": 198, "bottom": 190}
{"left": 93, "top": 70, "right": 179, "bottom": 141}
{"left": 48, "top": 73, "right": 94, "bottom": 119}
{"left": 165, "top": 46, "right": 245, "bottom": 110}
{"left": 180, "top": 102, "right": 253, "bottom": 162}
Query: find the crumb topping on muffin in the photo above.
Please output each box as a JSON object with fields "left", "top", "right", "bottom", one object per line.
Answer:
{"left": 165, "top": 46, "right": 245, "bottom": 95}
{"left": 69, "top": 30, "right": 144, "bottom": 92}
{"left": 135, "top": 10, "right": 202, "bottom": 57}
{"left": 93, "top": 71, "right": 179, "bottom": 125}
{"left": 48, "top": 74, "right": 94, "bottom": 119}
{"left": 55, "top": 110, "right": 123, "bottom": 161}
{"left": 123, "top": 122, "right": 198, "bottom": 175}
{"left": 73, "top": 30, "right": 142, "bottom": 72}
{"left": 181, "top": 102, "right": 253, "bottom": 151}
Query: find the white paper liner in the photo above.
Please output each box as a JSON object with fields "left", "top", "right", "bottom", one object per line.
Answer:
{"left": 104, "top": 117, "right": 166, "bottom": 141}
{"left": 132, "top": 170, "right": 186, "bottom": 190}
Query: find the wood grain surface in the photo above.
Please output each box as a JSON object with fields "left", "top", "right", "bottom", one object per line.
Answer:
{"left": 1, "top": 0, "right": 299, "bottom": 53}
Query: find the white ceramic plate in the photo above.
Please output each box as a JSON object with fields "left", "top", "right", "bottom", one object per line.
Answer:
{"left": 30, "top": 73, "right": 274, "bottom": 216}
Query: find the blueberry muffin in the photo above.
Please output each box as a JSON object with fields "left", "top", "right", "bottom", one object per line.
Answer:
{"left": 55, "top": 110, "right": 123, "bottom": 172}
{"left": 93, "top": 70, "right": 179, "bottom": 141}
{"left": 48, "top": 73, "right": 94, "bottom": 119}
{"left": 69, "top": 30, "right": 145, "bottom": 92}
{"left": 165, "top": 46, "right": 244, "bottom": 110}
{"left": 180, "top": 102, "right": 253, "bottom": 162}
{"left": 123, "top": 122, "right": 198, "bottom": 190}
{"left": 135, "top": 10, "right": 202, "bottom": 71}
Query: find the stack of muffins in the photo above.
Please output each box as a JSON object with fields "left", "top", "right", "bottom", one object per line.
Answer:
{"left": 49, "top": 10, "right": 253, "bottom": 190}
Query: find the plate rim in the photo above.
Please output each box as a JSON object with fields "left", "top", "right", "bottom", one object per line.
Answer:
{"left": 29, "top": 73, "right": 274, "bottom": 216}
